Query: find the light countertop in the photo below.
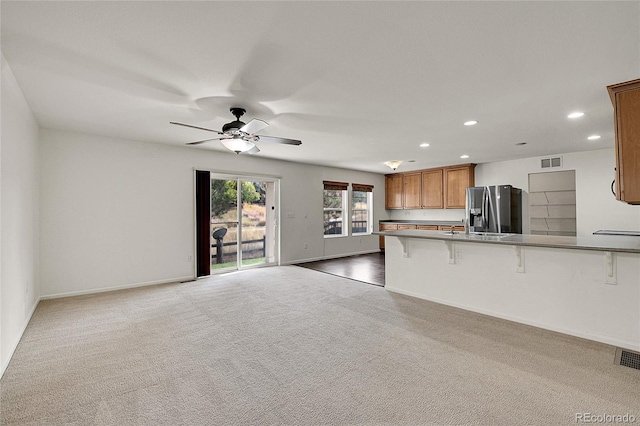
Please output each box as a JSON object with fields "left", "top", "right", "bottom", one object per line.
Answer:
{"left": 374, "top": 229, "right": 640, "bottom": 254}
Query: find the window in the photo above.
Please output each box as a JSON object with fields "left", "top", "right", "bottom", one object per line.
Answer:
{"left": 352, "top": 184, "right": 373, "bottom": 235}
{"left": 323, "top": 181, "right": 348, "bottom": 237}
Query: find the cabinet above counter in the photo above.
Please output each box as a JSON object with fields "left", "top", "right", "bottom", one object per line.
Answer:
{"left": 385, "top": 164, "right": 475, "bottom": 210}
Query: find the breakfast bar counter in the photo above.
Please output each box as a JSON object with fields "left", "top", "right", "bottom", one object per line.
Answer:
{"left": 375, "top": 230, "right": 640, "bottom": 351}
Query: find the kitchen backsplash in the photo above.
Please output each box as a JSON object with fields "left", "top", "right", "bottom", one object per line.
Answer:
{"left": 388, "top": 208, "right": 466, "bottom": 222}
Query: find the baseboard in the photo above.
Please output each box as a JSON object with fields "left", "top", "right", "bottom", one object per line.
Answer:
{"left": 385, "top": 286, "right": 639, "bottom": 352}
{"left": 282, "top": 249, "right": 381, "bottom": 266}
{"left": 40, "top": 275, "right": 196, "bottom": 300}
{"left": 1, "top": 296, "right": 41, "bottom": 379}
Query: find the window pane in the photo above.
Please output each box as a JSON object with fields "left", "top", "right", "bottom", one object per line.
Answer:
{"left": 324, "top": 189, "right": 345, "bottom": 236}
{"left": 352, "top": 191, "right": 371, "bottom": 234}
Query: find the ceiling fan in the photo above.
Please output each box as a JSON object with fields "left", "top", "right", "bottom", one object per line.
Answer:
{"left": 171, "top": 107, "right": 302, "bottom": 154}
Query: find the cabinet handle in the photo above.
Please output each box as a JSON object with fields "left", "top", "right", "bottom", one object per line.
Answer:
{"left": 611, "top": 179, "right": 616, "bottom": 197}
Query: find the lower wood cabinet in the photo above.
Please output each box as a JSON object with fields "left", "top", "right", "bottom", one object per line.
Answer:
{"left": 379, "top": 223, "right": 398, "bottom": 251}
{"left": 397, "top": 224, "right": 417, "bottom": 230}
{"left": 417, "top": 225, "right": 439, "bottom": 230}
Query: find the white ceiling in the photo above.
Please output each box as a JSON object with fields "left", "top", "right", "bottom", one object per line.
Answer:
{"left": 2, "top": 1, "right": 639, "bottom": 174}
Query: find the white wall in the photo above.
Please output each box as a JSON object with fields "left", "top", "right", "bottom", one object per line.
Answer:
{"left": 475, "top": 149, "right": 640, "bottom": 236}
{"left": 39, "top": 129, "right": 387, "bottom": 297}
{"left": 1, "top": 54, "right": 40, "bottom": 375}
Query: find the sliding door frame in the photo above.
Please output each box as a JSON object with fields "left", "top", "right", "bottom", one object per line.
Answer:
{"left": 193, "top": 168, "right": 281, "bottom": 277}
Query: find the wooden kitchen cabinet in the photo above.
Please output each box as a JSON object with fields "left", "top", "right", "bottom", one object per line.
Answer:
{"left": 385, "top": 163, "right": 474, "bottom": 210}
{"left": 403, "top": 173, "right": 422, "bottom": 209}
{"left": 421, "top": 169, "right": 444, "bottom": 208}
{"left": 607, "top": 79, "right": 640, "bottom": 205}
{"left": 397, "top": 224, "right": 417, "bottom": 230}
{"left": 438, "top": 225, "right": 465, "bottom": 232}
{"left": 385, "top": 174, "right": 404, "bottom": 209}
{"left": 444, "top": 164, "right": 475, "bottom": 209}
{"left": 378, "top": 223, "right": 399, "bottom": 251}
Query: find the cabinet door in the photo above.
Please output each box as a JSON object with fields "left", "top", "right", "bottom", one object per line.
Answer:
{"left": 385, "top": 175, "right": 404, "bottom": 209}
{"left": 438, "top": 225, "right": 465, "bottom": 231}
{"left": 421, "top": 169, "right": 444, "bottom": 208}
{"left": 379, "top": 223, "right": 398, "bottom": 250}
{"left": 403, "top": 173, "right": 422, "bottom": 209}
{"left": 615, "top": 86, "right": 640, "bottom": 204}
{"left": 397, "top": 224, "right": 417, "bottom": 230}
{"left": 417, "top": 225, "right": 439, "bottom": 230}
{"left": 445, "top": 165, "right": 475, "bottom": 209}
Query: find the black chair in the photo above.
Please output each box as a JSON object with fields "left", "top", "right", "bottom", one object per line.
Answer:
{"left": 212, "top": 228, "right": 227, "bottom": 264}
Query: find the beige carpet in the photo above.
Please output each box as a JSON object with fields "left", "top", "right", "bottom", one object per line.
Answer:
{"left": 1, "top": 266, "right": 639, "bottom": 425}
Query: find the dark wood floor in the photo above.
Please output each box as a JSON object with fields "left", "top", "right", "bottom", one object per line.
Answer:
{"left": 296, "top": 252, "right": 385, "bottom": 286}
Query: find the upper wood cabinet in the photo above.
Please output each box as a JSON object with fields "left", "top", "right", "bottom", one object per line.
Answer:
{"left": 385, "top": 174, "right": 403, "bottom": 209}
{"left": 608, "top": 79, "right": 640, "bottom": 205}
{"left": 403, "top": 172, "right": 422, "bottom": 209}
{"left": 445, "top": 164, "right": 475, "bottom": 209}
{"left": 421, "top": 169, "right": 444, "bottom": 208}
{"left": 385, "top": 163, "right": 475, "bottom": 210}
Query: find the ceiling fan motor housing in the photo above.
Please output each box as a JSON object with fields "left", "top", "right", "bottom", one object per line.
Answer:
{"left": 222, "top": 107, "right": 247, "bottom": 134}
{"left": 222, "top": 120, "right": 246, "bottom": 133}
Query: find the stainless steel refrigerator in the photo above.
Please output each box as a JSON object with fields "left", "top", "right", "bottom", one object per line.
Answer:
{"left": 465, "top": 185, "right": 522, "bottom": 234}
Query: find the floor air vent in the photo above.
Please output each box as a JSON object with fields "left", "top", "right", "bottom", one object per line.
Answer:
{"left": 615, "top": 348, "right": 640, "bottom": 370}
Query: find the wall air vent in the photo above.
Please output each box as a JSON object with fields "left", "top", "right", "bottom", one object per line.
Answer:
{"left": 615, "top": 347, "right": 640, "bottom": 370}
{"left": 541, "top": 156, "right": 563, "bottom": 169}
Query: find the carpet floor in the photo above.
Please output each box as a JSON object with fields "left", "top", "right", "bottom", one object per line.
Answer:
{"left": 1, "top": 266, "right": 639, "bottom": 425}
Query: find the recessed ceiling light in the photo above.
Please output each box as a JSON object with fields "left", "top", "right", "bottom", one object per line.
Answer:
{"left": 515, "top": 142, "right": 527, "bottom": 146}
{"left": 419, "top": 143, "right": 430, "bottom": 147}
{"left": 464, "top": 120, "right": 478, "bottom": 126}
{"left": 460, "top": 154, "right": 470, "bottom": 159}
{"left": 587, "top": 135, "right": 601, "bottom": 140}
{"left": 567, "top": 112, "right": 584, "bottom": 119}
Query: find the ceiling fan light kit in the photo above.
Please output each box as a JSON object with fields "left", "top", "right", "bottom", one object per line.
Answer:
{"left": 171, "top": 107, "right": 302, "bottom": 154}
{"left": 221, "top": 138, "right": 257, "bottom": 154}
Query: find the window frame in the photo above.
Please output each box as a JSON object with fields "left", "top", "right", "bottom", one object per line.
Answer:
{"left": 323, "top": 181, "right": 349, "bottom": 238}
{"left": 351, "top": 185, "right": 373, "bottom": 236}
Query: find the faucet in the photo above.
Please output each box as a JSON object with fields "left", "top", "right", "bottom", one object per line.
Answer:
{"left": 450, "top": 225, "right": 456, "bottom": 234}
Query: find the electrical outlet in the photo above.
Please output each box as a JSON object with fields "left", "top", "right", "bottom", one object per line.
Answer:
{"left": 188, "top": 254, "right": 193, "bottom": 262}
{"left": 304, "top": 243, "right": 308, "bottom": 249}
{"left": 455, "top": 250, "right": 461, "bottom": 259}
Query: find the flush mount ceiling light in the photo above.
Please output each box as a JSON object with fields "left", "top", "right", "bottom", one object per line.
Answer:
{"left": 567, "top": 112, "right": 584, "bottom": 118}
{"left": 460, "top": 154, "right": 470, "bottom": 159}
{"left": 464, "top": 120, "right": 478, "bottom": 126}
{"left": 384, "top": 160, "right": 403, "bottom": 171}
{"left": 587, "top": 135, "right": 601, "bottom": 140}
{"left": 420, "top": 143, "right": 430, "bottom": 147}
{"left": 221, "top": 137, "right": 256, "bottom": 154}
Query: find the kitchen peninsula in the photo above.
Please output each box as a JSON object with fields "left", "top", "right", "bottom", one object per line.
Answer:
{"left": 376, "top": 229, "right": 640, "bottom": 351}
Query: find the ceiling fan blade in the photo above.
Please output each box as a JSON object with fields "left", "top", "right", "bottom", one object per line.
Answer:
{"left": 246, "top": 145, "right": 261, "bottom": 155}
{"left": 170, "top": 122, "right": 223, "bottom": 134}
{"left": 256, "top": 135, "right": 302, "bottom": 146}
{"left": 240, "top": 118, "right": 269, "bottom": 135}
{"left": 186, "top": 137, "right": 230, "bottom": 146}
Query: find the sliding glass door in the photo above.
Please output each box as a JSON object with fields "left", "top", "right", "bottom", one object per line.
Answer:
{"left": 198, "top": 172, "right": 279, "bottom": 275}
